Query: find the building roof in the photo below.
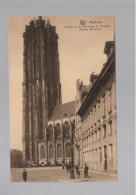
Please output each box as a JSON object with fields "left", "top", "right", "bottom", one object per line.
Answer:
{"left": 104, "top": 41, "right": 115, "bottom": 55}
{"left": 50, "top": 100, "right": 76, "bottom": 120}
{"left": 10, "top": 149, "right": 22, "bottom": 155}
{"left": 81, "top": 85, "right": 90, "bottom": 92}
{"left": 77, "top": 41, "right": 115, "bottom": 117}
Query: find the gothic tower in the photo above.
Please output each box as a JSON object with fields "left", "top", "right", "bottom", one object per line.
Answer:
{"left": 22, "top": 16, "right": 62, "bottom": 163}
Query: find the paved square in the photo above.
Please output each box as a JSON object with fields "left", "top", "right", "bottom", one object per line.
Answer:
{"left": 10, "top": 167, "right": 117, "bottom": 182}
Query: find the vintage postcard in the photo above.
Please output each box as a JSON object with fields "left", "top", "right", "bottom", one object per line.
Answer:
{"left": 9, "top": 16, "right": 117, "bottom": 182}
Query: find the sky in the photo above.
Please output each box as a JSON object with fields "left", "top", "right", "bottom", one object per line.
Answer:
{"left": 9, "top": 16, "right": 114, "bottom": 150}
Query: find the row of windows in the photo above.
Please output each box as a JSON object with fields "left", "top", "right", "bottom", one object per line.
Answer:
{"left": 82, "top": 85, "right": 116, "bottom": 133}
{"left": 83, "top": 121, "right": 113, "bottom": 147}
{"left": 40, "top": 143, "right": 71, "bottom": 159}
{"left": 48, "top": 122, "right": 70, "bottom": 139}
{"left": 83, "top": 144, "right": 113, "bottom": 163}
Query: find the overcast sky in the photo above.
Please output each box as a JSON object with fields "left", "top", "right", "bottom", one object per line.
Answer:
{"left": 9, "top": 16, "right": 114, "bottom": 150}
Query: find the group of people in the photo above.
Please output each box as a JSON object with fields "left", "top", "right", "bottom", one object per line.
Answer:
{"left": 75, "top": 165, "right": 80, "bottom": 178}
{"left": 62, "top": 162, "right": 89, "bottom": 179}
{"left": 77, "top": 163, "right": 89, "bottom": 179}
{"left": 62, "top": 162, "right": 80, "bottom": 178}
{"left": 65, "top": 163, "right": 72, "bottom": 173}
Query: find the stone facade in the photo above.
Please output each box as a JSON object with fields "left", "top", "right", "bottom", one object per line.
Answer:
{"left": 22, "top": 16, "right": 75, "bottom": 165}
{"left": 22, "top": 17, "right": 62, "bottom": 164}
{"left": 38, "top": 114, "right": 75, "bottom": 165}
{"left": 75, "top": 41, "right": 117, "bottom": 173}
{"left": 74, "top": 80, "right": 90, "bottom": 167}
{"left": 38, "top": 101, "right": 76, "bottom": 165}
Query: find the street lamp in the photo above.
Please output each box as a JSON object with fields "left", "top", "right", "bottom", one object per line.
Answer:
{"left": 70, "top": 120, "right": 75, "bottom": 179}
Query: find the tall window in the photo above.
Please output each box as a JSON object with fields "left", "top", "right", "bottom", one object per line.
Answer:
{"left": 87, "top": 114, "right": 89, "bottom": 130}
{"left": 57, "top": 144, "right": 62, "bottom": 158}
{"left": 66, "top": 143, "right": 71, "bottom": 157}
{"left": 32, "top": 95, "right": 35, "bottom": 107}
{"left": 41, "top": 146, "right": 45, "bottom": 159}
{"left": 109, "top": 144, "right": 113, "bottom": 162}
{"left": 102, "top": 94, "right": 106, "bottom": 117}
{"left": 49, "top": 145, "right": 53, "bottom": 158}
{"left": 90, "top": 150, "right": 92, "bottom": 163}
{"left": 95, "top": 131, "right": 97, "bottom": 142}
{"left": 56, "top": 123, "right": 61, "bottom": 139}
{"left": 92, "top": 149, "right": 94, "bottom": 163}
{"left": 90, "top": 110, "right": 93, "bottom": 127}
{"left": 98, "top": 100, "right": 101, "bottom": 121}
{"left": 109, "top": 120, "right": 112, "bottom": 136}
{"left": 88, "top": 135, "right": 90, "bottom": 145}
{"left": 92, "top": 133, "right": 94, "bottom": 143}
{"left": 83, "top": 121, "right": 84, "bottom": 134}
{"left": 98, "top": 128, "right": 101, "bottom": 141}
{"left": 94, "top": 105, "right": 96, "bottom": 125}
{"left": 95, "top": 149, "right": 97, "bottom": 162}
{"left": 33, "top": 120, "right": 36, "bottom": 130}
{"left": 64, "top": 121, "right": 70, "bottom": 138}
{"left": 48, "top": 125, "right": 53, "bottom": 140}
{"left": 108, "top": 86, "right": 112, "bottom": 113}
{"left": 103, "top": 125, "right": 106, "bottom": 139}
{"left": 99, "top": 147, "right": 102, "bottom": 162}
{"left": 92, "top": 108, "right": 94, "bottom": 125}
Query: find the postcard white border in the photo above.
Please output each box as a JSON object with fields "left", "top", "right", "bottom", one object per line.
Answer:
{"left": 0, "top": 0, "right": 135, "bottom": 194}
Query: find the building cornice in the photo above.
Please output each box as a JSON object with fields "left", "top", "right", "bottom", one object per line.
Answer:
{"left": 77, "top": 51, "right": 115, "bottom": 117}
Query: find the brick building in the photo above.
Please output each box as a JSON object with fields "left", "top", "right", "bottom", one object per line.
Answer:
{"left": 10, "top": 149, "right": 22, "bottom": 168}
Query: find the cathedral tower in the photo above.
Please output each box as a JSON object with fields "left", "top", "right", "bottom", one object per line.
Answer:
{"left": 22, "top": 16, "right": 62, "bottom": 163}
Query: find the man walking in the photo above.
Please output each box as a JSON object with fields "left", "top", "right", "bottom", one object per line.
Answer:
{"left": 66, "top": 163, "right": 69, "bottom": 173}
{"left": 22, "top": 169, "right": 27, "bottom": 182}
{"left": 62, "top": 163, "right": 64, "bottom": 170}
{"left": 84, "top": 164, "right": 89, "bottom": 178}
{"left": 75, "top": 165, "right": 80, "bottom": 179}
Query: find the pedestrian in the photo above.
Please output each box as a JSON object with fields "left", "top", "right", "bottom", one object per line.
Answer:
{"left": 22, "top": 168, "right": 27, "bottom": 182}
{"left": 69, "top": 163, "right": 71, "bottom": 172}
{"left": 75, "top": 165, "right": 80, "bottom": 179}
{"left": 62, "top": 163, "right": 64, "bottom": 169}
{"left": 66, "top": 163, "right": 68, "bottom": 173}
{"left": 84, "top": 163, "right": 89, "bottom": 178}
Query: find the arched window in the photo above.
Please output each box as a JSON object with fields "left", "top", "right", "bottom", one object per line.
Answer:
{"left": 48, "top": 125, "right": 53, "bottom": 140}
{"left": 41, "top": 146, "right": 45, "bottom": 159}
{"left": 57, "top": 144, "right": 62, "bottom": 158}
{"left": 49, "top": 145, "right": 53, "bottom": 158}
{"left": 66, "top": 143, "right": 71, "bottom": 157}
{"left": 64, "top": 121, "right": 70, "bottom": 138}
{"left": 56, "top": 123, "right": 61, "bottom": 139}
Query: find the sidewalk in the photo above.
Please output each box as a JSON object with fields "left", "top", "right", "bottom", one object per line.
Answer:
{"left": 57, "top": 178, "right": 90, "bottom": 182}
{"left": 79, "top": 168, "right": 117, "bottom": 177}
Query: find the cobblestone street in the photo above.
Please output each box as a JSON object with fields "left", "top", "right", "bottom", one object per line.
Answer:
{"left": 11, "top": 167, "right": 117, "bottom": 182}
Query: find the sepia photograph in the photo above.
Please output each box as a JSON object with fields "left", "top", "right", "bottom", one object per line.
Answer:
{"left": 9, "top": 16, "right": 117, "bottom": 182}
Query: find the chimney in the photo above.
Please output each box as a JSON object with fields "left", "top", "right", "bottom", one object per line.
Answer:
{"left": 90, "top": 72, "right": 98, "bottom": 86}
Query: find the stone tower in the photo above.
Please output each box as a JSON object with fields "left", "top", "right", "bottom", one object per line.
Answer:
{"left": 22, "top": 16, "right": 62, "bottom": 163}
